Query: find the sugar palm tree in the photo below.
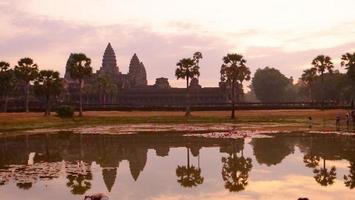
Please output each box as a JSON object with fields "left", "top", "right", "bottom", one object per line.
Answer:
{"left": 341, "top": 52, "right": 355, "bottom": 82}
{"left": 221, "top": 141, "right": 252, "bottom": 192}
{"left": 344, "top": 161, "right": 355, "bottom": 189}
{"left": 0, "top": 61, "right": 17, "bottom": 112}
{"left": 220, "top": 53, "right": 250, "bottom": 119}
{"left": 311, "top": 55, "right": 334, "bottom": 109}
{"left": 66, "top": 53, "right": 92, "bottom": 117}
{"left": 301, "top": 68, "right": 317, "bottom": 101}
{"left": 303, "top": 154, "right": 320, "bottom": 168}
{"left": 176, "top": 147, "right": 204, "bottom": 188}
{"left": 193, "top": 52, "right": 203, "bottom": 81}
{"left": 175, "top": 53, "right": 202, "bottom": 116}
{"left": 313, "top": 158, "right": 336, "bottom": 186}
{"left": 33, "top": 70, "right": 63, "bottom": 116}
{"left": 14, "top": 58, "right": 39, "bottom": 112}
{"left": 341, "top": 52, "right": 355, "bottom": 103}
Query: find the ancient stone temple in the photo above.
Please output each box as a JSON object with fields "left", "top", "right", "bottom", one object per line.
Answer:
{"left": 127, "top": 53, "right": 147, "bottom": 88}
{"left": 64, "top": 43, "right": 230, "bottom": 107}
{"left": 99, "top": 43, "right": 120, "bottom": 78}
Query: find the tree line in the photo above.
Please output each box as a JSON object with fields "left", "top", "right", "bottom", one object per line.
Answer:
{"left": 175, "top": 52, "right": 355, "bottom": 118}
{"left": 249, "top": 54, "right": 355, "bottom": 109}
{"left": 1, "top": 52, "right": 354, "bottom": 117}
{"left": 0, "top": 54, "right": 93, "bottom": 116}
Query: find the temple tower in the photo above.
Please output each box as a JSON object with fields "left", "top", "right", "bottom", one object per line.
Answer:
{"left": 127, "top": 53, "right": 147, "bottom": 87}
{"left": 101, "top": 43, "right": 119, "bottom": 75}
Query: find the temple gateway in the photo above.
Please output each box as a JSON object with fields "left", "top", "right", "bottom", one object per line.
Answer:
{"left": 64, "top": 43, "right": 230, "bottom": 107}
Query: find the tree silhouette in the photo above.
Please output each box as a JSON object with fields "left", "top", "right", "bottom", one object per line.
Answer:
{"left": 66, "top": 162, "right": 93, "bottom": 195}
{"left": 311, "top": 55, "right": 334, "bottom": 109}
{"left": 313, "top": 158, "right": 336, "bottom": 186}
{"left": 0, "top": 61, "right": 17, "bottom": 112}
{"left": 252, "top": 67, "right": 291, "bottom": 103}
{"left": 344, "top": 161, "right": 355, "bottom": 189}
{"left": 176, "top": 148, "right": 204, "bottom": 187}
{"left": 14, "top": 58, "right": 39, "bottom": 112}
{"left": 221, "top": 146, "right": 252, "bottom": 192}
{"left": 301, "top": 68, "right": 317, "bottom": 101}
{"left": 303, "top": 154, "right": 320, "bottom": 168}
{"left": 96, "top": 74, "right": 117, "bottom": 105}
{"left": 66, "top": 173, "right": 92, "bottom": 195}
{"left": 66, "top": 53, "right": 92, "bottom": 116}
{"left": 33, "top": 70, "right": 63, "bottom": 116}
{"left": 175, "top": 52, "right": 202, "bottom": 116}
{"left": 16, "top": 182, "right": 33, "bottom": 190}
{"left": 220, "top": 54, "right": 250, "bottom": 118}
{"left": 251, "top": 137, "right": 294, "bottom": 166}
{"left": 341, "top": 52, "right": 355, "bottom": 83}
{"left": 341, "top": 52, "right": 355, "bottom": 103}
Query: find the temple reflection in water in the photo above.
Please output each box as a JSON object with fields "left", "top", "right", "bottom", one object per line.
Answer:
{"left": 0, "top": 132, "right": 354, "bottom": 198}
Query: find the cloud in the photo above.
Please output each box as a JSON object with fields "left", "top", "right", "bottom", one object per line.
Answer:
{"left": 1, "top": 0, "right": 355, "bottom": 87}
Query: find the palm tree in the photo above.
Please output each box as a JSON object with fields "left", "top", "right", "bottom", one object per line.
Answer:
{"left": 344, "top": 161, "right": 355, "bottom": 189}
{"left": 66, "top": 53, "right": 92, "bottom": 116}
{"left": 220, "top": 53, "right": 250, "bottom": 119}
{"left": 193, "top": 52, "right": 203, "bottom": 81}
{"left": 313, "top": 158, "right": 336, "bottom": 186}
{"left": 66, "top": 171, "right": 93, "bottom": 195}
{"left": 0, "top": 61, "right": 17, "bottom": 112}
{"left": 341, "top": 52, "right": 355, "bottom": 103}
{"left": 175, "top": 53, "right": 202, "bottom": 116}
{"left": 341, "top": 52, "right": 355, "bottom": 82}
{"left": 176, "top": 147, "right": 204, "bottom": 187}
{"left": 14, "top": 58, "right": 39, "bottom": 112}
{"left": 301, "top": 68, "right": 317, "bottom": 101}
{"left": 311, "top": 55, "right": 334, "bottom": 109}
{"left": 303, "top": 154, "right": 320, "bottom": 168}
{"left": 65, "top": 161, "right": 92, "bottom": 195}
{"left": 33, "top": 70, "right": 63, "bottom": 116}
{"left": 221, "top": 141, "right": 252, "bottom": 192}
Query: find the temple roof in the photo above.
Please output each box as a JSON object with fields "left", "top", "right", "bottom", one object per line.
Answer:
{"left": 102, "top": 168, "right": 117, "bottom": 192}
{"left": 102, "top": 43, "right": 118, "bottom": 72}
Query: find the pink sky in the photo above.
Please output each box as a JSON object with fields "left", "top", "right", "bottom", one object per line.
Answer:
{"left": 1, "top": 0, "right": 355, "bottom": 87}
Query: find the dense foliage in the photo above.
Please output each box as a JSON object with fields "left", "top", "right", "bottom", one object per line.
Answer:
{"left": 56, "top": 105, "right": 75, "bottom": 118}
{"left": 34, "top": 70, "right": 63, "bottom": 116}
{"left": 252, "top": 67, "right": 292, "bottom": 102}
{"left": 0, "top": 61, "right": 17, "bottom": 112}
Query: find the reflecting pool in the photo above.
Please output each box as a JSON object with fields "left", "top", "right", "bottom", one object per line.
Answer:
{"left": 0, "top": 132, "right": 354, "bottom": 199}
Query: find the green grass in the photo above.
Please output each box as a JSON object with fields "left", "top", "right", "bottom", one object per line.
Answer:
{"left": 0, "top": 110, "right": 349, "bottom": 134}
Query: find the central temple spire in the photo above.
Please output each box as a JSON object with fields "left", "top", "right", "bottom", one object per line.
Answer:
{"left": 102, "top": 43, "right": 119, "bottom": 73}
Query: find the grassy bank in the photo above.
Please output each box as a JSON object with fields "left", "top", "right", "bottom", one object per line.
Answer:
{"left": 0, "top": 109, "right": 350, "bottom": 133}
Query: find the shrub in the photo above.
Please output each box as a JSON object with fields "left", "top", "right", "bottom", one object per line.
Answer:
{"left": 56, "top": 105, "right": 74, "bottom": 118}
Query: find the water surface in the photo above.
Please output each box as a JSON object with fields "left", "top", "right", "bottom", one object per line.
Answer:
{"left": 0, "top": 132, "right": 354, "bottom": 199}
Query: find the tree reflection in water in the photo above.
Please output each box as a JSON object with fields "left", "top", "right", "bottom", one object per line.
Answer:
{"left": 0, "top": 132, "right": 354, "bottom": 196}
{"left": 65, "top": 161, "right": 93, "bottom": 195}
{"left": 344, "top": 161, "right": 355, "bottom": 189}
{"left": 176, "top": 147, "right": 204, "bottom": 188}
{"left": 313, "top": 158, "right": 336, "bottom": 186}
{"left": 221, "top": 139, "right": 252, "bottom": 192}
{"left": 303, "top": 154, "right": 320, "bottom": 168}
{"left": 16, "top": 182, "right": 32, "bottom": 190}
